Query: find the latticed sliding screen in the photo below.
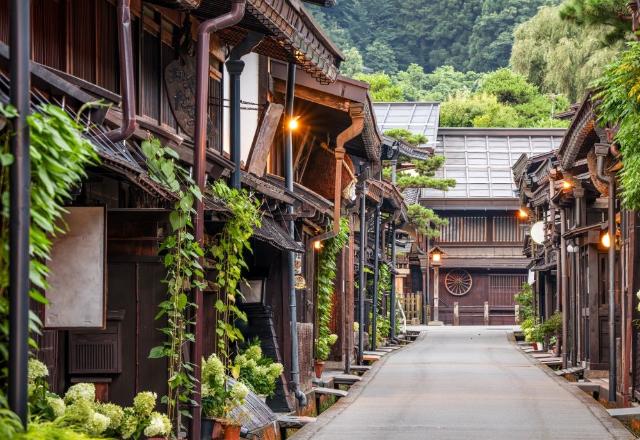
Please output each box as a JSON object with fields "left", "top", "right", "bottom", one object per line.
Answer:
{"left": 488, "top": 275, "right": 527, "bottom": 306}
{"left": 493, "top": 216, "right": 526, "bottom": 242}
{"left": 438, "top": 217, "right": 487, "bottom": 242}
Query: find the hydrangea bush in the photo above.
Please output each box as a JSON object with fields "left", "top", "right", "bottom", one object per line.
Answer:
{"left": 25, "top": 360, "right": 171, "bottom": 439}
{"left": 201, "top": 354, "right": 249, "bottom": 420}
{"left": 234, "top": 340, "right": 283, "bottom": 398}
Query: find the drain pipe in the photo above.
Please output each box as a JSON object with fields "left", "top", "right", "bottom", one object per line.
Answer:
{"left": 193, "top": 2, "right": 246, "bottom": 436}
{"left": 560, "top": 206, "right": 568, "bottom": 369}
{"left": 105, "top": 0, "right": 136, "bottom": 142}
{"left": 371, "top": 202, "right": 381, "bottom": 350}
{"left": 389, "top": 222, "right": 397, "bottom": 341}
{"left": 595, "top": 143, "right": 617, "bottom": 403}
{"left": 357, "top": 178, "right": 368, "bottom": 365}
{"left": 8, "top": 0, "right": 30, "bottom": 426}
{"left": 283, "top": 62, "right": 307, "bottom": 407}
{"left": 311, "top": 106, "right": 365, "bottom": 244}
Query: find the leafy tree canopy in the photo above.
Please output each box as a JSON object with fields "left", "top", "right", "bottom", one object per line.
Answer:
{"left": 311, "top": 0, "right": 559, "bottom": 73}
{"left": 512, "top": 5, "right": 623, "bottom": 101}
{"left": 560, "top": 0, "right": 632, "bottom": 43}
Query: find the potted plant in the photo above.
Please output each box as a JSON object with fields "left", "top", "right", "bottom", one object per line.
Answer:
{"left": 234, "top": 340, "right": 283, "bottom": 402}
{"left": 315, "top": 333, "right": 338, "bottom": 378}
{"left": 201, "top": 354, "right": 249, "bottom": 440}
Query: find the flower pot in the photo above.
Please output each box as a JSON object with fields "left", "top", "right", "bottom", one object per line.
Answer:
{"left": 314, "top": 360, "right": 325, "bottom": 379}
{"left": 204, "top": 418, "right": 241, "bottom": 440}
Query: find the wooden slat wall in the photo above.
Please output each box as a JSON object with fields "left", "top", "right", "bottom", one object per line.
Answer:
{"left": 488, "top": 274, "right": 527, "bottom": 306}
{"left": 438, "top": 217, "right": 487, "bottom": 242}
{"left": 493, "top": 216, "right": 525, "bottom": 242}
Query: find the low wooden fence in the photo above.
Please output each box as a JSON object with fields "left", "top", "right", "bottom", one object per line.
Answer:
{"left": 398, "top": 292, "right": 422, "bottom": 325}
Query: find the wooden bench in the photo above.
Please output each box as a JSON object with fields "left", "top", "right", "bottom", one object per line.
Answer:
{"left": 607, "top": 407, "right": 640, "bottom": 418}
{"left": 278, "top": 415, "right": 316, "bottom": 439}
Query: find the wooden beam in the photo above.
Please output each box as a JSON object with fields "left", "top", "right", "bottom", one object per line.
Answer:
{"left": 246, "top": 103, "right": 284, "bottom": 177}
{"left": 273, "top": 79, "right": 350, "bottom": 112}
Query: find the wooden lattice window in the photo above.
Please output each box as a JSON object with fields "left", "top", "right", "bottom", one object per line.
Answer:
{"left": 493, "top": 216, "right": 526, "bottom": 243}
{"left": 488, "top": 275, "right": 527, "bottom": 306}
{"left": 438, "top": 217, "right": 487, "bottom": 242}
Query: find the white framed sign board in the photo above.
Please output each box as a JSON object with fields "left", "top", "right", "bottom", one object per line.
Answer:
{"left": 44, "top": 206, "right": 106, "bottom": 329}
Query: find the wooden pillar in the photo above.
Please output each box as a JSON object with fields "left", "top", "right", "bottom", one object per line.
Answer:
{"left": 453, "top": 302, "right": 459, "bottom": 326}
{"left": 433, "top": 267, "right": 440, "bottom": 322}
{"left": 484, "top": 301, "right": 489, "bottom": 326}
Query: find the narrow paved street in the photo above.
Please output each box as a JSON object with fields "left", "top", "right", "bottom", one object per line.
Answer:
{"left": 296, "top": 327, "right": 633, "bottom": 440}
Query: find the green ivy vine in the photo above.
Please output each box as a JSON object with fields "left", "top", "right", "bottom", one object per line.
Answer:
{"left": 209, "top": 181, "right": 261, "bottom": 371}
{"left": 142, "top": 138, "right": 204, "bottom": 434}
{"left": 594, "top": 41, "right": 640, "bottom": 209}
{"left": 0, "top": 103, "right": 99, "bottom": 435}
{"left": 316, "top": 218, "right": 350, "bottom": 361}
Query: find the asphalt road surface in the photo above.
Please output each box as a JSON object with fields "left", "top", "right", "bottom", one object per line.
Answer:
{"left": 295, "top": 326, "right": 633, "bottom": 440}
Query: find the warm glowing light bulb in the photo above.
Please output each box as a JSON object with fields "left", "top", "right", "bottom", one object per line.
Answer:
{"left": 432, "top": 253, "right": 441, "bottom": 263}
{"left": 562, "top": 180, "right": 572, "bottom": 190}
{"left": 314, "top": 240, "right": 322, "bottom": 250}
{"left": 288, "top": 118, "right": 299, "bottom": 131}
{"left": 601, "top": 231, "right": 611, "bottom": 249}
{"left": 518, "top": 208, "right": 528, "bottom": 220}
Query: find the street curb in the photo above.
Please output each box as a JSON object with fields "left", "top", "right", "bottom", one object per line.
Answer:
{"left": 289, "top": 333, "right": 427, "bottom": 440}
{"left": 508, "top": 333, "right": 635, "bottom": 440}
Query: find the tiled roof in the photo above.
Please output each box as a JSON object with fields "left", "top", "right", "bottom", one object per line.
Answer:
{"left": 422, "top": 128, "right": 565, "bottom": 199}
{"left": 373, "top": 102, "right": 440, "bottom": 148}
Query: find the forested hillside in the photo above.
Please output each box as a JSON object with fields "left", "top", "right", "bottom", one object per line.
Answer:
{"left": 311, "top": 0, "right": 629, "bottom": 128}
{"left": 311, "top": 0, "right": 560, "bottom": 73}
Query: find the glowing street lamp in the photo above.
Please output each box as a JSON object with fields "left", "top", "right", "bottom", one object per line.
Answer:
{"left": 287, "top": 117, "right": 300, "bottom": 131}
{"left": 517, "top": 208, "right": 529, "bottom": 220}
{"left": 601, "top": 230, "right": 611, "bottom": 249}
{"left": 561, "top": 179, "right": 573, "bottom": 191}
{"left": 429, "top": 246, "right": 445, "bottom": 325}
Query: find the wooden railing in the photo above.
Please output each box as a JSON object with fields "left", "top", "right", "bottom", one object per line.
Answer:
{"left": 398, "top": 292, "right": 422, "bottom": 325}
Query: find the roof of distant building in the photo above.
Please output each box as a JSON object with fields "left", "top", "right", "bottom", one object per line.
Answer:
{"left": 422, "top": 128, "right": 565, "bottom": 200}
{"left": 373, "top": 102, "right": 440, "bottom": 149}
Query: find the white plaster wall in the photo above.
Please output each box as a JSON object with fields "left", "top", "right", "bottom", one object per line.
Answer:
{"left": 222, "top": 52, "right": 260, "bottom": 164}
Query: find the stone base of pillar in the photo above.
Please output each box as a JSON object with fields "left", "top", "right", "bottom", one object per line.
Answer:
{"left": 428, "top": 321, "right": 444, "bottom": 326}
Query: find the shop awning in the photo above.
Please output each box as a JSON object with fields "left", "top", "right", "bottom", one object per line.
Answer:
{"left": 253, "top": 217, "right": 305, "bottom": 253}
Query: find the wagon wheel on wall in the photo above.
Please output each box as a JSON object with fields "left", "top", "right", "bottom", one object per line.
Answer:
{"left": 444, "top": 270, "right": 473, "bottom": 296}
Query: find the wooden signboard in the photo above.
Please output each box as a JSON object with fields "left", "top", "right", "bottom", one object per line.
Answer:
{"left": 45, "top": 207, "right": 106, "bottom": 329}
{"left": 246, "top": 103, "right": 284, "bottom": 177}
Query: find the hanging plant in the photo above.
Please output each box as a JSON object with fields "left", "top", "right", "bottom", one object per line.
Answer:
{"left": 205, "top": 181, "right": 261, "bottom": 422}
{"left": 0, "top": 103, "right": 99, "bottom": 436}
{"left": 315, "top": 218, "right": 350, "bottom": 362}
{"left": 143, "top": 138, "right": 204, "bottom": 435}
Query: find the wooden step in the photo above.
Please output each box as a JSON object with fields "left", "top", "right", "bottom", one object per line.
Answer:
{"left": 573, "top": 382, "right": 600, "bottom": 393}
{"left": 349, "top": 365, "right": 372, "bottom": 373}
{"left": 313, "top": 387, "right": 348, "bottom": 398}
{"left": 333, "top": 374, "right": 362, "bottom": 386}
{"left": 277, "top": 415, "right": 316, "bottom": 429}
{"left": 608, "top": 407, "right": 640, "bottom": 418}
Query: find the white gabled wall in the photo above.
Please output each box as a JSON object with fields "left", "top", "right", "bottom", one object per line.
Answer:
{"left": 222, "top": 52, "right": 260, "bottom": 164}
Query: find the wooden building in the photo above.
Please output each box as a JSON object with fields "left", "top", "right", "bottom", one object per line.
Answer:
{"left": 373, "top": 102, "right": 566, "bottom": 327}
{"left": 514, "top": 93, "right": 640, "bottom": 405}
{"left": 0, "top": 0, "right": 409, "bottom": 435}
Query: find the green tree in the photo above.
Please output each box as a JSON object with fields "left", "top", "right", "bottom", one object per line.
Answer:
{"left": 364, "top": 40, "right": 398, "bottom": 74}
{"left": 384, "top": 129, "right": 455, "bottom": 237}
{"left": 560, "top": 0, "right": 632, "bottom": 43}
{"left": 354, "top": 72, "right": 403, "bottom": 101}
{"left": 340, "top": 47, "right": 364, "bottom": 77}
{"left": 479, "top": 68, "right": 537, "bottom": 104}
{"left": 421, "top": 65, "right": 484, "bottom": 101}
{"left": 511, "top": 5, "right": 622, "bottom": 101}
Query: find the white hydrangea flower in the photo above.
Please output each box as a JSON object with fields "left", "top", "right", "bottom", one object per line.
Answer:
{"left": 133, "top": 391, "right": 157, "bottom": 417}
{"left": 27, "top": 358, "right": 49, "bottom": 383}
{"left": 143, "top": 411, "right": 171, "bottom": 437}
{"left": 64, "top": 383, "right": 96, "bottom": 403}
{"left": 88, "top": 411, "right": 111, "bottom": 435}
{"left": 46, "top": 396, "right": 66, "bottom": 418}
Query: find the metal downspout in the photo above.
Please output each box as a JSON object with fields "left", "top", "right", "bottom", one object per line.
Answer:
{"left": 596, "top": 143, "right": 617, "bottom": 402}
{"left": 193, "top": 2, "right": 246, "bottom": 436}
{"left": 357, "top": 180, "right": 367, "bottom": 365}
{"left": 560, "top": 207, "right": 569, "bottom": 369}
{"left": 8, "top": 0, "right": 30, "bottom": 426}
{"left": 371, "top": 203, "right": 381, "bottom": 350}
{"left": 283, "top": 62, "right": 307, "bottom": 407}
{"left": 105, "top": 0, "right": 136, "bottom": 143}
{"left": 389, "top": 222, "right": 397, "bottom": 341}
